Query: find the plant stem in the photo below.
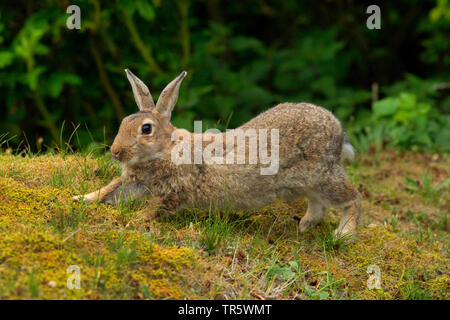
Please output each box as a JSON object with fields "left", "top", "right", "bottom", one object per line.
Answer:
{"left": 177, "top": 0, "right": 191, "bottom": 68}
{"left": 89, "top": 36, "right": 126, "bottom": 120}
{"left": 32, "top": 90, "right": 59, "bottom": 142}
{"left": 24, "top": 55, "right": 59, "bottom": 142}
{"left": 91, "top": 0, "right": 120, "bottom": 61}
{"left": 121, "top": 10, "right": 163, "bottom": 75}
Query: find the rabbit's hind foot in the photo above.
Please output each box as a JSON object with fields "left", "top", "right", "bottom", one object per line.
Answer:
{"left": 334, "top": 194, "right": 361, "bottom": 240}
{"left": 298, "top": 197, "right": 326, "bottom": 233}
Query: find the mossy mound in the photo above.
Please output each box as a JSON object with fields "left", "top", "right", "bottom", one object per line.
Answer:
{"left": 0, "top": 159, "right": 213, "bottom": 299}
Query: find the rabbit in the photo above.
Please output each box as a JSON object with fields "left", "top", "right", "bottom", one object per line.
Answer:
{"left": 74, "top": 69, "right": 361, "bottom": 238}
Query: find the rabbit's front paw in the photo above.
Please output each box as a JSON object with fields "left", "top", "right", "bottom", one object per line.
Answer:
{"left": 72, "top": 193, "right": 98, "bottom": 204}
{"left": 298, "top": 216, "right": 321, "bottom": 233}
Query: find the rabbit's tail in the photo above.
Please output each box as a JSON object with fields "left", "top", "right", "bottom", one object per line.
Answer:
{"left": 341, "top": 133, "right": 355, "bottom": 162}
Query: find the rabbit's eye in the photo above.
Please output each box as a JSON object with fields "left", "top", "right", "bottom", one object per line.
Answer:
{"left": 141, "top": 124, "right": 152, "bottom": 135}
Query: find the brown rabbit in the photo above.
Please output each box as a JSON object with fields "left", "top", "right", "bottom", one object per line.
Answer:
{"left": 74, "top": 69, "right": 361, "bottom": 238}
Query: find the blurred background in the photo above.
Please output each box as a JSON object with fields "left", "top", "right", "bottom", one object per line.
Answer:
{"left": 0, "top": 0, "right": 449, "bottom": 153}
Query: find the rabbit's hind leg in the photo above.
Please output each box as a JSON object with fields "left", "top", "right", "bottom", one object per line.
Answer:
{"left": 334, "top": 193, "right": 361, "bottom": 239}
{"left": 315, "top": 165, "right": 361, "bottom": 239}
{"left": 298, "top": 194, "right": 326, "bottom": 233}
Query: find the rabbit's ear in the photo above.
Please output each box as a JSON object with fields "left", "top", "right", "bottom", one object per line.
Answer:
{"left": 155, "top": 71, "right": 187, "bottom": 120}
{"left": 125, "top": 69, "right": 155, "bottom": 110}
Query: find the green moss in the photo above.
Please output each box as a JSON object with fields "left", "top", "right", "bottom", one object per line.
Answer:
{"left": 0, "top": 152, "right": 448, "bottom": 299}
{"left": 0, "top": 157, "right": 209, "bottom": 299}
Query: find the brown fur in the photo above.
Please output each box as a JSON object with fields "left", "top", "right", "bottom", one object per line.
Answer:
{"left": 74, "top": 70, "right": 361, "bottom": 238}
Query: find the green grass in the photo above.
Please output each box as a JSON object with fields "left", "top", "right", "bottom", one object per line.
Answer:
{"left": 0, "top": 150, "right": 448, "bottom": 299}
{"left": 399, "top": 270, "right": 433, "bottom": 300}
{"left": 404, "top": 172, "right": 450, "bottom": 205}
{"left": 28, "top": 268, "right": 41, "bottom": 298}
{"left": 312, "top": 221, "right": 353, "bottom": 252}
{"left": 309, "top": 248, "right": 348, "bottom": 300}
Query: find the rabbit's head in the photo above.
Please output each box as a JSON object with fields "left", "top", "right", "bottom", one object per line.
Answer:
{"left": 110, "top": 69, "right": 187, "bottom": 165}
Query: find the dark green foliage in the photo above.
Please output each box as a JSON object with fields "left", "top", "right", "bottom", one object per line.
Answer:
{"left": 0, "top": 1, "right": 448, "bottom": 152}
{"left": 351, "top": 81, "right": 450, "bottom": 152}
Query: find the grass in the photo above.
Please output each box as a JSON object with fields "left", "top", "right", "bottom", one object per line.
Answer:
{"left": 313, "top": 221, "right": 354, "bottom": 252}
{"left": 0, "top": 149, "right": 448, "bottom": 299}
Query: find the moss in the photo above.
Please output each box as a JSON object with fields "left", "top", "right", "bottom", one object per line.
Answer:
{"left": 0, "top": 152, "right": 448, "bottom": 299}
{"left": 0, "top": 157, "right": 211, "bottom": 299}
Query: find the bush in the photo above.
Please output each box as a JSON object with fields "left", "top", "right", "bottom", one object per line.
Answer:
{"left": 349, "top": 74, "right": 450, "bottom": 153}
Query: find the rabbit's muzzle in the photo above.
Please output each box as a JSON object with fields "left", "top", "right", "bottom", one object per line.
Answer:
{"left": 111, "top": 144, "right": 127, "bottom": 162}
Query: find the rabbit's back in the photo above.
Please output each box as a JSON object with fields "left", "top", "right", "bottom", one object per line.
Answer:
{"left": 239, "top": 102, "right": 344, "bottom": 166}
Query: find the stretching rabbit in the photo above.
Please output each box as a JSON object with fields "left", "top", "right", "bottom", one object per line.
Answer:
{"left": 74, "top": 70, "right": 361, "bottom": 238}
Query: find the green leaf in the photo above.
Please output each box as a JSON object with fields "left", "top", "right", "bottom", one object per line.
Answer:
{"left": 229, "top": 36, "right": 265, "bottom": 54}
{"left": 42, "top": 72, "right": 82, "bottom": 98}
{"left": 373, "top": 97, "right": 399, "bottom": 118}
{"left": 171, "top": 111, "right": 195, "bottom": 131}
{"left": 398, "top": 92, "right": 417, "bottom": 111}
{"left": 436, "top": 178, "right": 450, "bottom": 191}
{"left": 12, "top": 15, "right": 50, "bottom": 60}
{"left": 34, "top": 43, "right": 50, "bottom": 56}
{"left": 183, "top": 85, "right": 214, "bottom": 108}
{"left": 0, "top": 51, "right": 14, "bottom": 68}
{"left": 394, "top": 110, "right": 413, "bottom": 124}
{"left": 414, "top": 132, "right": 432, "bottom": 147}
{"left": 435, "top": 128, "right": 450, "bottom": 151}
{"left": 118, "top": 0, "right": 155, "bottom": 21}
{"left": 288, "top": 261, "right": 298, "bottom": 270}
{"left": 136, "top": 0, "right": 155, "bottom": 21}
{"left": 24, "top": 66, "right": 47, "bottom": 90}
{"left": 416, "top": 102, "right": 431, "bottom": 115}
{"left": 404, "top": 175, "right": 419, "bottom": 192}
{"left": 292, "top": 250, "right": 300, "bottom": 263}
{"left": 319, "top": 291, "right": 329, "bottom": 300}
{"left": 141, "top": 285, "right": 150, "bottom": 299}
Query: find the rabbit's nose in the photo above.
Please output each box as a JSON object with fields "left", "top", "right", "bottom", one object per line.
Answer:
{"left": 111, "top": 145, "right": 122, "bottom": 160}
